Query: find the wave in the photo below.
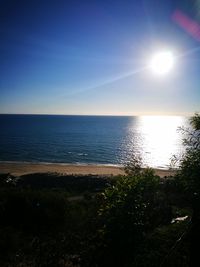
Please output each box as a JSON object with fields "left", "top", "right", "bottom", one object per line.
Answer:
{"left": 0, "top": 160, "right": 123, "bottom": 168}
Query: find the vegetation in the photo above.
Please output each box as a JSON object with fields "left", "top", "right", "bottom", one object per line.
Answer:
{"left": 97, "top": 168, "right": 170, "bottom": 266}
{"left": 174, "top": 113, "right": 200, "bottom": 266}
{"left": 0, "top": 171, "right": 190, "bottom": 267}
{"left": 0, "top": 113, "right": 199, "bottom": 267}
{"left": 175, "top": 113, "right": 200, "bottom": 198}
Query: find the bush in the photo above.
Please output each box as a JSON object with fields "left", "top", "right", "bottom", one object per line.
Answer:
{"left": 175, "top": 113, "right": 200, "bottom": 201}
{"left": 174, "top": 113, "right": 200, "bottom": 266}
{"left": 96, "top": 165, "right": 172, "bottom": 267}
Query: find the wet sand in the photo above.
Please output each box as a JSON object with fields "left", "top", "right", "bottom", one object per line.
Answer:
{"left": 0, "top": 162, "right": 176, "bottom": 177}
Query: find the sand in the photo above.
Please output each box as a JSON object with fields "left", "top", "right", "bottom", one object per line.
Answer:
{"left": 0, "top": 162, "right": 176, "bottom": 178}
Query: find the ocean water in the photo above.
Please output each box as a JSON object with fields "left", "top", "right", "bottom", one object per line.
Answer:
{"left": 0, "top": 115, "right": 188, "bottom": 169}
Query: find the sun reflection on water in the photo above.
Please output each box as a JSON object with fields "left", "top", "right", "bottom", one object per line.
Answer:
{"left": 123, "top": 116, "right": 187, "bottom": 169}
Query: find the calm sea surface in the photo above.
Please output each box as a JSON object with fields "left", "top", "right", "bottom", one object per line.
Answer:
{"left": 0, "top": 115, "right": 189, "bottom": 169}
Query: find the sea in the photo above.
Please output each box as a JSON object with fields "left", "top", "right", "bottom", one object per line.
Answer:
{"left": 0, "top": 114, "right": 189, "bottom": 169}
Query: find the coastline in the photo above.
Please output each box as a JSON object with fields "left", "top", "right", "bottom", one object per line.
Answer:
{"left": 0, "top": 162, "right": 176, "bottom": 177}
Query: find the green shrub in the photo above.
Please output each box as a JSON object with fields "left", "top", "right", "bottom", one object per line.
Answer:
{"left": 96, "top": 166, "right": 172, "bottom": 267}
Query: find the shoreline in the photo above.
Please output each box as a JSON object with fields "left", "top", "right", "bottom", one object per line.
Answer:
{"left": 0, "top": 162, "right": 176, "bottom": 177}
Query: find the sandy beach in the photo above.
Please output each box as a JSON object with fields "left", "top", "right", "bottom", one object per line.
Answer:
{"left": 0, "top": 162, "right": 176, "bottom": 178}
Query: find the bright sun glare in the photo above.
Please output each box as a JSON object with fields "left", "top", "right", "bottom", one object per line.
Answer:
{"left": 149, "top": 51, "right": 174, "bottom": 75}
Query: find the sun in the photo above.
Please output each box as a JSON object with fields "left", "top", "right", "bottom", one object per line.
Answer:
{"left": 149, "top": 51, "right": 174, "bottom": 75}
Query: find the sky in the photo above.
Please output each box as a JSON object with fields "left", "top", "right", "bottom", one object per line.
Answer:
{"left": 0, "top": 0, "right": 200, "bottom": 115}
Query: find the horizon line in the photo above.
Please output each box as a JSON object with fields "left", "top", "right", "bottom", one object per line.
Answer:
{"left": 0, "top": 112, "right": 193, "bottom": 117}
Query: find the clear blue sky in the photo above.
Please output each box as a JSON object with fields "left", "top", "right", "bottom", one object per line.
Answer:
{"left": 0, "top": 0, "right": 200, "bottom": 115}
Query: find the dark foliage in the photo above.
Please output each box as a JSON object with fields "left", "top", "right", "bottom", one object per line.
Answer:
{"left": 173, "top": 113, "right": 200, "bottom": 266}
{"left": 174, "top": 113, "right": 200, "bottom": 202}
{"left": 17, "top": 173, "right": 111, "bottom": 192}
{"left": 0, "top": 170, "right": 190, "bottom": 267}
{"left": 95, "top": 165, "right": 175, "bottom": 267}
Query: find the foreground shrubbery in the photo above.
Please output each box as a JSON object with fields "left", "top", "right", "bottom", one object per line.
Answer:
{"left": 96, "top": 168, "right": 170, "bottom": 266}
{"left": 174, "top": 113, "right": 200, "bottom": 266}
{"left": 0, "top": 184, "right": 99, "bottom": 267}
{"left": 0, "top": 170, "right": 191, "bottom": 267}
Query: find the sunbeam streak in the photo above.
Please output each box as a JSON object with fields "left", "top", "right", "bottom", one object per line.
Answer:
{"left": 66, "top": 66, "right": 148, "bottom": 97}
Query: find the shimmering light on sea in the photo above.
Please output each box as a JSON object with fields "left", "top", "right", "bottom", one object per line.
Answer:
{"left": 120, "top": 116, "right": 188, "bottom": 169}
